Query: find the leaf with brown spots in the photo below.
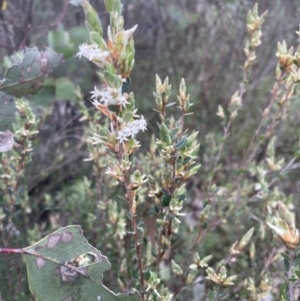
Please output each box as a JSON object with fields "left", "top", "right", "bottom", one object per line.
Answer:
{"left": 0, "top": 47, "right": 62, "bottom": 97}
{"left": 23, "top": 225, "right": 141, "bottom": 301}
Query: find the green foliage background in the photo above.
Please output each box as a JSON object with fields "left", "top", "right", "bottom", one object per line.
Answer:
{"left": 1, "top": 0, "right": 300, "bottom": 300}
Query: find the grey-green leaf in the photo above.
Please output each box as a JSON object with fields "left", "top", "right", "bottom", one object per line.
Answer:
{"left": 23, "top": 225, "right": 141, "bottom": 301}
{"left": 174, "top": 136, "right": 187, "bottom": 150}
{"left": 0, "top": 91, "right": 17, "bottom": 131}
{"left": 104, "top": 0, "right": 119, "bottom": 13}
{"left": 0, "top": 47, "right": 62, "bottom": 97}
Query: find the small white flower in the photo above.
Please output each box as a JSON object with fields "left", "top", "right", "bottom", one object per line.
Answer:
{"left": 131, "top": 116, "right": 147, "bottom": 132}
{"left": 105, "top": 167, "right": 115, "bottom": 175}
{"left": 77, "top": 43, "right": 110, "bottom": 67}
{"left": 116, "top": 115, "right": 147, "bottom": 143}
{"left": 254, "top": 183, "right": 262, "bottom": 191}
{"left": 117, "top": 24, "right": 138, "bottom": 43}
{"left": 91, "top": 86, "right": 116, "bottom": 106}
{"left": 91, "top": 86, "right": 129, "bottom": 107}
{"left": 117, "top": 130, "right": 130, "bottom": 143}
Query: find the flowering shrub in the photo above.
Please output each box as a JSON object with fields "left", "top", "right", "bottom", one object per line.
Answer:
{"left": 1, "top": 1, "right": 300, "bottom": 301}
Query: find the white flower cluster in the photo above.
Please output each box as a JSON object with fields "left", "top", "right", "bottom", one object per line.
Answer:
{"left": 77, "top": 43, "right": 110, "bottom": 67}
{"left": 91, "top": 86, "right": 129, "bottom": 107}
{"left": 77, "top": 42, "right": 146, "bottom": 144}
{"left": 117, "top": 116, "right": 147, "bottom": 143}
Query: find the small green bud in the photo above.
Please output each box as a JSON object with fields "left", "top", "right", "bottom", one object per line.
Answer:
{"left": 171, "top": 259, "right": 183, "bottom": 275}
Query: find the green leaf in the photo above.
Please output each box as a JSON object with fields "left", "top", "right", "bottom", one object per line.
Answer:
{"left": 55, "top": 77, "right": 76, "bottom": 101}
{"left": 238, "top": 227, "right": 254, "bottom": 251}
{"left": 207, "top": 290, "right": 216, "bottom": 301}
{"left": 2, "top": 49, "right": 24, "bottom": 68}
{"left": 201, "top": 222, "right": 208, "bottom": 230}
{"left": 281, "top": 252, "right": 291, "bottom": 262}
{"left": 295, "top": 269, "right": 300, "bottom": 279}
{"left": 82, "top": 1, "right": 103, "bottom": 36}
{"left": 182, "top": 156, "right": 191, "bottom": 165}
{"left": 283, "top": 258, "right": 290, "bottom": 272}
{"left": 178, "top": 194, "right": 186, "bottom": 201}
{"left": 143, "top": 269, "right": 151, "bottom": 281}
{"left": 171, "top": 127, "right": 180, "bottom": 136}
{"left": 279, "top": 282, "right": 288, "bottom": 300}
{"left": 113, "top": 0, "right": 122, "bottom": 15}
{"left": 162, "top": 194, "right": 172, "bottom": 207}
{"left": 130, "top": 248, "right": 137, "bottom": 256}
{"left": 161, "top": 189, "right": 170, "bottom": 196}
{"left": 30, "top": 78, "right": 56, "bottom": 107}
{"left": 0, "top": 47, "right": 62, "bottom": 98}
{"left": 23, "top": 225, "right": 141, "bottom": 301}
{"left": 48, "top": 29, "right": 74, "bottom": 58}
{"left": 104, "top": 0, "right": 122, "bottom": 13}
{"left": 105, "top": 71, "right": 115, "bottom": 87}
{"left": 288, "top": 277, "right": 298, "bottom": 282}
{"left": 160, "top": 123, "right": 172, "bottom": 145}
{"left": 106, "top": 64, "right": 116, "bottom": 76}
{"left": 123, "top": 112, "right": 134, "bottom": 122}
{"left": 131, "top": 269, "right": 139, "bottom": 279}
{"left": 293, "top": 253, "right": 300, "bottom": 268}
{"left": 69, "top": 26, "right": 89, "bottom": 49}
{"left": 294, "top": 243, "right": 300, "bottom": 254}
{"left": 122, "top": 77, "right": 131, "bottom": 94}
{"left": 174, "top": 136, "right": 187, "bottom": 150}
{"left": 90, "top": 32, "right": 104, "bottom": 47}
{"left": 0, "top": 91, "right": 17, "bottom": 131}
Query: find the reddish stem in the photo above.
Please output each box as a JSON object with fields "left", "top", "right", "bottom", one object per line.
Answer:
{"left": 0, "top": 248, "right": 25, "bottom": 254}
{"left": 54, "top": 0, "right": 70, "bottom": 29}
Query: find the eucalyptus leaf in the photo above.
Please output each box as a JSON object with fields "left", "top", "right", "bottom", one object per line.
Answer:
{"left": 0, "top": 47, "right": 62, "bottom": 97}
{"left": 23, "top": 225, "right": 141, "bottom": 301}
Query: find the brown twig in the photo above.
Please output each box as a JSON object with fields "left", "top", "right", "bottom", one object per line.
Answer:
{"left": 118, "top": 141, "right": 145, "bottom": 300}
{"left": 54, "top": 0, "right": 70, "bottom": 29}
